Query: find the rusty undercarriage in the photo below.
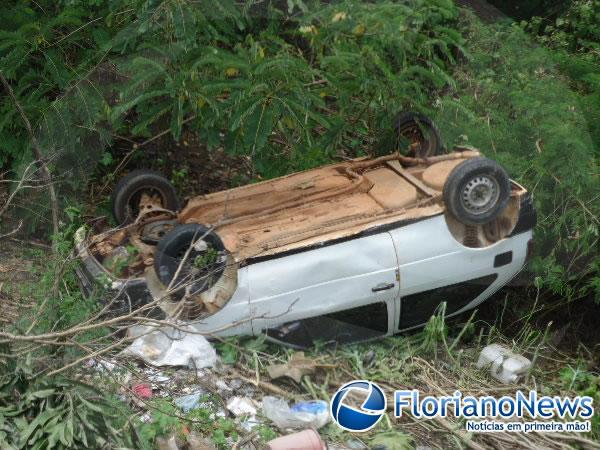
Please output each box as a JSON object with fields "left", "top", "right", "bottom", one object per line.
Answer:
{"left": 86, "top": 147, "right": 524, "bottom": 277}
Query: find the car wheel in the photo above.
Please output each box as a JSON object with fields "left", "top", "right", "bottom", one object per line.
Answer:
{"left": 443, "top": 157, "right": 510, "bottom": 226}
{"left": 111, "top": 169, "right": 179, "bottom": 224}
{"left": 394, "top": 111, "right": 443, "bottom": 158}
{"left": 154, "top": 223, "right": 227, "bottom": 297}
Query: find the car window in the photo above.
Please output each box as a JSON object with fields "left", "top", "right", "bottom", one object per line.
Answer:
{"left": 399, "top": 274, "right": 498, "bottom": 329}
{"left": 266, "top": 301, "right": 389, "bottom": 348}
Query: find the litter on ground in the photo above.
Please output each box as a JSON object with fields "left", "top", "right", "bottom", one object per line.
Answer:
{"left": 476, "top": 343, "right": 532, "bottom": 384}
{"left": 262, "top": 396, "right": 329, "bottom": 430}
{"left": 120, "top": 324, "right": 218, "bottom": 370}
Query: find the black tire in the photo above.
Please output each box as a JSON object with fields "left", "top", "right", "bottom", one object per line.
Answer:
{"left": 394, "top": 112, "right": 443, "bottom": 158}
{"left": 443, "top": 157, "right": 510, "bottom": 226}
{"left": 154, "top": 224, "right": 227, "bottom": 297}
{"left": 111, "top": 169, "right": 179, "bottom": 224}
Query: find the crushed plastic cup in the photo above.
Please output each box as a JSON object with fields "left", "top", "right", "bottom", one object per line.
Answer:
{"left": 262, "top": 396, "right": 329, "bottom": 430}
{"left": 266, "top": 429, "right": 327, "bottom": 450}
{"left": 174, "top": 391, "right": 210, "bottom": 413}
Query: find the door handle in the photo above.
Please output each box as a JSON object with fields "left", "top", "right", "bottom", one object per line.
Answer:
{"left": 372, "top": 282, "right": 395, "bottom": 292}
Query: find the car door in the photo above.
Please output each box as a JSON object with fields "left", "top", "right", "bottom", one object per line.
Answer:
{"left": 389, "top": 214, "right": 519, "bottom": 331}
{"left": 248, "top": 232, "right": 399, "bottom": 346}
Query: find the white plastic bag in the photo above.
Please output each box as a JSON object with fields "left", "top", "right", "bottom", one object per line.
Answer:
{"left": 476, "top": 344, "right": 531, "bottom": 384}
{"left": 121, "top": 324, "right": 218, "bottom": 369}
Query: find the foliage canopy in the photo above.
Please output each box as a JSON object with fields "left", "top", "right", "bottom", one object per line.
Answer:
{"left": 0, "top": 0, "right": 597, "bottom": 305}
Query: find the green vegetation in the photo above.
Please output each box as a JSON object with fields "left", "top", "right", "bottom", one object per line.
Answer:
{"left": 193, "top": 246, "right": 220, "bottom": 269}
{"left": 434, "top": 13, "right": 599, "bottom": 304}
{"left": 0, "top": 0, "right": 596, "bottom": 306}
{"left": 560, "top": 364, "right": 600, "bottom": 432}
{"left": 0, "top": 0, "right": 598, "bottom": 448}
{"left": 137, "top": 399, "right": 183, "bottom": 447}
{"left": 0, "top": 359, "right": 136, "bottom": 449}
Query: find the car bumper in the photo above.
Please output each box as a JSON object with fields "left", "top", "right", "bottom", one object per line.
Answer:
{"left": 73, "top": 227, "right": 162, "bottom": 317}
{"left": 510, "top": 192, "right": 537, "bottom": 236}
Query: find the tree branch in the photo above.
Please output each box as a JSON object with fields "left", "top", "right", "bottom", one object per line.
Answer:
{"left": 0, "top": 72, "right": 60, "bottom": 249}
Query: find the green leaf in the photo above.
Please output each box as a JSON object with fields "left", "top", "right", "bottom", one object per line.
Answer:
{"left": 244, "top": 101, "right": 276, "bottom": 153}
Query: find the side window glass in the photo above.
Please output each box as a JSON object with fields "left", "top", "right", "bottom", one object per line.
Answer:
{"left": 399, "top": 274, "right": 498, "bottom": 329}
{"left": 266, "top": 302, "right": 388, "bottom": 348}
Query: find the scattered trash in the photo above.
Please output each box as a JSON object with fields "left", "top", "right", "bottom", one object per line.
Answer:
{"left": 262, "top": 396, "right": 329, "bottom": 430}
{"left": 121, "top": 324, "right": 218, "bottom": 370}
{"left": 226, "top": 396, "right": 258, "bottom": 416}
{"left": 215, "top": 379, "right": 232, "bottom": 394}
{"left": 266, "top": 352, "right": 319, "bottom": 383}
{"left": 476, "top": 344, "right": 532, "bottom": 384}
{"left": 84, "top": 358, "right": 117, "bottom": 372}
{"left": 132, "top": 382, "right": 153, "bottom": 399}
{"left": 147, "top": 372, "right": 170, "bottom": 383}
{"left": 239, "top": 416, "right": 262, "bottom": 432}
{"left": 226, "top": 396, "right": 261, "bottom": 431}
{"left": 229, "top": 379, "right": 243, "bottom": 390}
{"left": 370, "top": 431, "right": 416, "bottom": 450}
{"left": 174, "top": 391, "right": 208, "bottom": 413}
{"left": 266, "top": 429, "right": 327, "bottom": 450}
{"left": 155, "top": 431, "right": 216, "bottom": 450}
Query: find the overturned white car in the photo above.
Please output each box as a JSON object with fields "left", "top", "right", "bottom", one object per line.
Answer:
{"left": 75, "top": 117, "right": 535, "bottom": 347}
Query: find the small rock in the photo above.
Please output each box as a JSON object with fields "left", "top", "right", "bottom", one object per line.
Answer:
{"left": 187, "top": 431, "right": 216, "bottom": 450}
{"left": 156, "top": 434, "right": 179, "bottom": 450}
{"left": 215, "top": 379, "right": 231, "bottom": 392}
{"left": 229, "top": 378, "right": 243, "bottom": 390}
{"left": 345, "top": 438, "right": 369, "bottom": 449}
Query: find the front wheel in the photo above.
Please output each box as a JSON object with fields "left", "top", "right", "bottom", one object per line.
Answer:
{"left": 154, "top": 223, "right": 227, "bottom": 297}
{"left": 443, "top": 157, "right": 510, "bottom": 225}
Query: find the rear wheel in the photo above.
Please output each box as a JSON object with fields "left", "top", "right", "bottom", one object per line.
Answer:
{"left": 443, "top": 157, "right": 510, "bottom": 225}
{"left": 111, "top": 170, "right": 179, "bottom": 225}
{"left": 394, "top": 112, "right": 443, "bottom": 158}
{"left": 154, "top": 224, "right": 227, "bottom": 297}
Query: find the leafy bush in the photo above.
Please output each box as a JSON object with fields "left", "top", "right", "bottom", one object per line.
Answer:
{"left": 0, "top": 0, "right": 464, "bottom": 235}
{"left": 108, "top": 0, "right": 463, "bottom": 176}
{"left": 0, "top": 0, "right": 463, "bottom": 175}
{"left": 0, "top": 0, "right": 597, "bottom": 304}
{"left": 527, "top": 0, "right": 600, "bottom": 55}
{"left": 526, "top": 0, "right": 600, "bottom": 170}
{"left": 560, "top": 364, "right": 600, "bottom": 433}
{"left": 434, "top": 14, "right": 599, "bottom": 304}
{"left": 0, "top": 359, "right": 135, "bottom": 449}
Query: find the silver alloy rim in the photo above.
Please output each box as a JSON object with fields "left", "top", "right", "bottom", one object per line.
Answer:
{"left": 461, "top": 175, "right": 499, "bottom": 215}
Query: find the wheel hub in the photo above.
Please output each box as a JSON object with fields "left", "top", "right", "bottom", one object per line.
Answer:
{"left": 461, "top": 175, "right": 499, "bottom": 215}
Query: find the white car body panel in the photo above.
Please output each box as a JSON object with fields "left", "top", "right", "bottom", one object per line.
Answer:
{"left": 191, "top": 214, "right": 532, "bottom": 340}
{"left": 77, "top": 212, "right": 532, "bottom": 342}
{"left": 389, "top": 214, "right": 532, "bottom": 332}
{"left": 248, "top": 232, "right": 399, "bottom": 336}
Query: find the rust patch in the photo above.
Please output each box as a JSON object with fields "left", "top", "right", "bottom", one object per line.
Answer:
{"left": 94, "top": 150, "right": 488, "bottom": 266}
{"left": 176, "top": 151, "right": 483, "bottom": 261}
